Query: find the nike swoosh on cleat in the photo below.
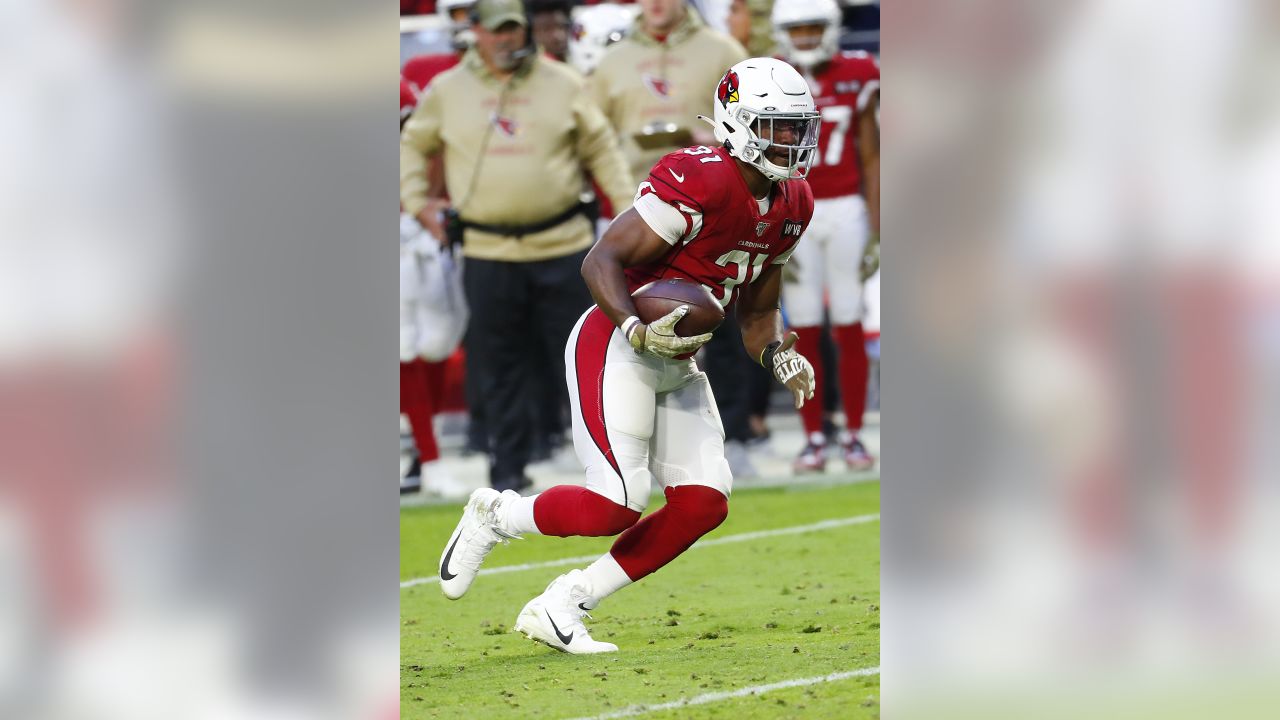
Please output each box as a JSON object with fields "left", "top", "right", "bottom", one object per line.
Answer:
{"left": 578, "top": 602, "right": 591, "bottom": 612}
{"left": 668, "top": 168, "right": 685, "bottom": 183}
{"left": 546, "top": 611, "right": 574, "bottom": 645}
{"left": 439, "top": 535, "right": 460, "bottom": 581}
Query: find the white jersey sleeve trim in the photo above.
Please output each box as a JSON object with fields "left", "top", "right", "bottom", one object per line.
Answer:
{"left": 677, "top": 202, "right": 704, "bottom": 243}
{"left": 634, "top": 191, "right": 703, "bottom": 246}
{"left": 773, "top": 242, "right": 798, "bottom": 266}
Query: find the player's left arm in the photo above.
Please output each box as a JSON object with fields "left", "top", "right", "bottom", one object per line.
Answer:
{"left": 857, "top": 84, "right": 880, "bottom": 281}
{"left": 737, "top": 262, "right": 785, "bottom": 363}
{"left": 858, "top": 86, "right": 880, "bottom": 234}
{"left": 737, "top": 263, "right": 815, "bottom": 408}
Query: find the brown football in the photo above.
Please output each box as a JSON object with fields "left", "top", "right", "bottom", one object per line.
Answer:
{"left": 632, "top": 278, "right": 725, "bottom": 336}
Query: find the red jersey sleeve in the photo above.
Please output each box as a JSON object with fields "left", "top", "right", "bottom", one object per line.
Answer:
{"left": 632, "top": 147, "right": 727, "bottom": 246}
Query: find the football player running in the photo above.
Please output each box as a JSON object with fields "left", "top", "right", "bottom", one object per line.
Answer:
{"left": 771, "top": 0, "right": 881, "bottom": 473}
{"left": 437, "top": 57, "right": 819, "bottom": 654}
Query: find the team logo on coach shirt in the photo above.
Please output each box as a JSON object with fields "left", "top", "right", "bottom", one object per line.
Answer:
{"left": 717, "top": 69, "right": 739, "bottom": 107}
{"left": 782, "top": 220, "right": 804, "bottom": 237}
{"left": 642, "top": 74, "right": 671, "bottom": 98}
{"left": 490, "top": 113, "right": 519, "bottom": 137}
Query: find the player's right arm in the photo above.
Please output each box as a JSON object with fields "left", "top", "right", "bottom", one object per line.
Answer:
{"left": 580, "top": 205, "right": 712, "bottom": 358}
{"left": 581, "top": 208, "right": 668, "bottom": 330}
{"left": 400, "top": 85, "right": 447, "bottom": 240}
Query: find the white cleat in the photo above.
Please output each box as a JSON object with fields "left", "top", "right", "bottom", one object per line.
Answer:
{"left": 438, "top": 488, "right": 520, "bottom": 600}
{"left": 513, "top": 570, "right": 618, "bottom": 654}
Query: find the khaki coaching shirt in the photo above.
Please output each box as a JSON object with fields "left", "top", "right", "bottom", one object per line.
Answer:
{"left": 400, "top": 50, "right": 634, "bottom": 262}
{"left": 589, "top": 10, "right": 748, "bottom": 183}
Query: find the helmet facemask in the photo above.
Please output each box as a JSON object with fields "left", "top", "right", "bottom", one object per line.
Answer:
{"left": 735, "top": 108, "right": 821, "bottom": 182}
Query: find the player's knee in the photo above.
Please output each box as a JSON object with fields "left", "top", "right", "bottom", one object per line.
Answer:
{"left": 578, "top": 487, "right": 642, "bottom": 535}
{"left": 665, "top": 485, "right": 729, "bottom": 535}
{"left": 600, "top": 502, "right": 643, "bottom": 535}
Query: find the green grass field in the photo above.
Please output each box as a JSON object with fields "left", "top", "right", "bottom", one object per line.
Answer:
{"left": 401, "top": 478, "right": 880, "bottom": 719}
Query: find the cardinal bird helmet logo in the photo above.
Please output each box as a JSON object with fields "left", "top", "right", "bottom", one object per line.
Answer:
{"left": 716, "top": 69, "right": 739, "bottom": 108}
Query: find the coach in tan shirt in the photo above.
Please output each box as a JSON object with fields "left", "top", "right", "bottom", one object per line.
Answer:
{"left": 589, "top": 0, "right": 748, "bottom": 182}
{"left": 400, "top": 2, "right": 633, "bottom": 262}
{"left": 399, "top": 0, "right": 633, "bottom": 492}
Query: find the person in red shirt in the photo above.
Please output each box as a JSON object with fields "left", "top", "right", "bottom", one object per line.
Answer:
{"left": 435, "top": 58, "right": 820, "bottom": 654}
{"left": 772, "top": 0, "right": 880, "bottom": 473}
{"left": 401, "top": 0, "right": 437, "bottom": 15}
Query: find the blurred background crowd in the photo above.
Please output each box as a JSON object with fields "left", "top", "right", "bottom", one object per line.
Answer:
{"left": 398, "top": 0, "right": 882, "bottom": 499}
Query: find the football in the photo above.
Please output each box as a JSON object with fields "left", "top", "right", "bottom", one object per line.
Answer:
{"left": 632, "top": 278, "right": 725, "bottom": 336}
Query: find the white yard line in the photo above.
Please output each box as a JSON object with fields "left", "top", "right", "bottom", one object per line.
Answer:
{"left": 400, "top": 513, "right": 879, "bottom": 589}
{"left": 401, "top": 472, "right": 880, "bottom": 508}
{"left": 564, "top": 666, "right": 881, "bottom": 720}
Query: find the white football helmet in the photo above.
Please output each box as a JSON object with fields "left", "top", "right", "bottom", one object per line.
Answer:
{"left": 568, "top": 3, "right": 637, "bottom": 75}
{"left": 703, "top": 58, "right": 820, "bottom": 182}
{"left": 771, "top": 0, "right": 841, "bottom": 71}
{"left": 439, "top": 0, "right": 477, "bottom": 51}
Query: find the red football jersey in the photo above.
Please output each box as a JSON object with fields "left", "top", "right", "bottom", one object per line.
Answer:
{"left": 800, "top": 51, "right": 880, "bottom": 200}
{"left": 401, "top": 53, "right": 460, "bottom": 95}
{"left": 626, "top": 146, "right": 814, "bottom": 310}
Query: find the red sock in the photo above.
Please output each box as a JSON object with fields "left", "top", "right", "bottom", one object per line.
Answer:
{"left": 792, "top": 326, "right": 825, "bottom": 437}
{"left": 533, "top": 485, "right": 641, "bottom": 537}
{"left": 400, "top": 360, "right": 439, "bottom": 462}
{"left": 611, "top": 485, "right": 728, "bottom": 581}
{"left": 833, "top": 323, "right": 869, "bottom": 433}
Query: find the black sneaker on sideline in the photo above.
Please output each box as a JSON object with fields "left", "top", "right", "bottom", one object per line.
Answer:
{"left": 401, "top": 454, "right": 423, "bottom": 495}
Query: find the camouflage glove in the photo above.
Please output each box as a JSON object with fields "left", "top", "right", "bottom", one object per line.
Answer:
{"left": 622, "top": 306, "right": 713, "bottom": 360}
{"left": 860, "top": 232, "right": 880, "bottom": 283}
{"left": 760, "top": 332, "right": 816, "bottom": 409}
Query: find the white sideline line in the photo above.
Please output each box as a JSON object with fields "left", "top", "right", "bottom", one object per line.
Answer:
{"left": 564, "top": 666, "right": 880, "bottom": 720}
{"left": 400, "top": 513, "right": 879, "bottom": 589}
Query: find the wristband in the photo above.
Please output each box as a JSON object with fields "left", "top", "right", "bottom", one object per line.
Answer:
{"left": 760, "top": 339, "right": 782, "bottom": 368}
{"left": 621, "top": 316, "right": 642, "bottom": 342}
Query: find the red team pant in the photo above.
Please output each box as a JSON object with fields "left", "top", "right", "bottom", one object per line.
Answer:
{"left": 400, "top": 358, "right": 445, "bottom": 463}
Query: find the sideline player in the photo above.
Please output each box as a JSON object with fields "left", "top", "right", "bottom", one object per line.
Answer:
{"left": 437, "top": 57, "right": 819, "bottom": 653}
{"left": 771, "top": 0, "right": 880, "bottom": 472}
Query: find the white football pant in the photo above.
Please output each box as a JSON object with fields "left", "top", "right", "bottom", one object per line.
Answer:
{"left": 781, "top": 194, "right": 870, "bottom": 327}
{"left": 564, "top": 307, "right": 733, "bottom": 513}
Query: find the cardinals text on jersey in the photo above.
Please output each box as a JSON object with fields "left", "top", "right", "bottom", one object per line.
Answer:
{"left": 628, "top": 146, "right": 814, "bottom": 308}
